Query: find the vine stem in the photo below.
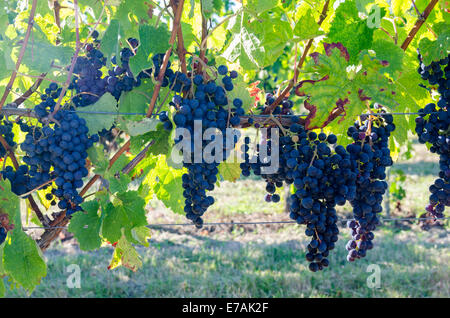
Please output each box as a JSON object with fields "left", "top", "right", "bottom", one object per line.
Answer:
{"left": 49, "top": 0, "right": 81, "bottom": 118}
{"left": 171, "top": 0, "right": 188, "bottom": 74}
{"left": 146, "top": 0, "right": 185, "bottom": 117}
{"left": 12, "top": 72, "right": 47, "bottom": 107}
{"left": 0, "top": 0, "right": 38, "bottom": 111}
{"left": 0, "top": 135, "right": 48, "bottom": 226}
{"left": 198, "top": 0, "right": 208, "bottom": 73}
{"left": 400, "top": 0, "right": 439, "bottom": 50}
{"left": 263, "top": 0, "right": 330, "bottom": 115}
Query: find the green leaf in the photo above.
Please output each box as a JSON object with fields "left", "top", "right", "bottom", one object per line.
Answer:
{"left": 131, "top": 226, "right": 151, "bottom": 247}
{"left": 108, "top": 173, "right": 132, "bottom": 194}
{"left": 418, "top": 29, "right": 450, "bottom": 65}
{"left": 3, "top": 229, "right": 47, "bottom": 293}
{"left": 130, "top": 123, "right": 173, "bottom": 156}
{"left": 101, "top": 191, "right": 147, "bottom": 243}
{"left": 244, "top": 0, "right": 279, "bottom": 15}
{"left": 201, "top": 0, "right": 215, "bottom": 18}
{"left": 78, "top": 93, "right": 118, "bottom": 133}
{"left": 67, "top": 200, "right": 102, "bottom": 251}
{"left": 293, "top": 8, "right": 324, "bottom": 42}
{"left": 118, "top": 80, "right": 154, "bottom": 114}
{"left": 140, "top": 155, "right": 185, "bottom": 214}
{"left": 327, "top": 0, "right": 374, "bottom": 63}
{"left": 223, "top": 12, "right": 291, "bottom": 69}
{"left": 370, "top": 39, "right": 405, "bottom": 75}
{"left": 0, "top": 178, "right": 20, "bottom": 225}
{"left": 218, "top": 161, "right": 241, "bottom": 182}
{"left": 101, "top": 203, "right": 127, "bottom": 244}
{"left": 226, "top": 77, "right": 254, "bottom": 113}
{"left": 301, "top": 49, "right": 397, "bottom": 131}
{"left": 101, "top": 19, "right": 120, "bottom": 62}
{"left": 22, "top": 38, "right": 73, "bottom": 73}
{"left": 86, "top": 144, "right": 109, "bottom": 177}
{"left": 108, "top": 233, "right": 142, "bottom": 272}
{"left": 129, "top": 24, "right": 170, "bottom": 76}
{"left": 125, "top": 117, "right": 159, "bottom": 136}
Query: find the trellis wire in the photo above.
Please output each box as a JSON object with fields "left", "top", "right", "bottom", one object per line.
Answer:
{"left": 0, "top": 107, "right": 444, "bottom": 118}
{"left": 22, "top": 217, "right": 450, "bottom": 231}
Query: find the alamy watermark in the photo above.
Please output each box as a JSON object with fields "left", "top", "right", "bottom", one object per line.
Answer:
{"left": 66, "top": 264, "right": 81, "bottom": 289}
{"left": 366, "top": 264, "right": 381, "bottom": 288}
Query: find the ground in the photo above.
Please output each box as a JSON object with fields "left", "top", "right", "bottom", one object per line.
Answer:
{"left": 5, "top": 141, "right": 449, "bottom": 298}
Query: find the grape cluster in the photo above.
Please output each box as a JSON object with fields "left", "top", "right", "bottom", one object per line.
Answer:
{"left": 19, "top": 83, "right": 99, "bottom": 215}
{"left": 1, "top": 165, "right": 36, "bottom": 196}
{"left": 70, "top": 33, "right": 108, "bottom": 107}
{"left": 240, "top": 106, "right": 357, "bottom": 270}
{"left": 345, "top": 110, "right": 395, "bottom": 261}
{"left": 416, "top": 53, "right": 450, "bottom": 218}
{"left": 0, "top": 115, "right": 16, "bottom": 159}
{"left": 256, "top": 93, "right": 294, "bottom": 115}
{"left": 70, "top": 34, "right": 147, "bottom": 107}
{"left": 0, "top": 227, "right": 6, "bottom": 245}
{"left": 285, "top": 129, "right": 356, "bottom": 271}
{"left": 160, "top": 65, "right": 244, "bottom": 227}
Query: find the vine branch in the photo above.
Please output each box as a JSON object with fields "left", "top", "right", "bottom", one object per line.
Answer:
{"left": 146, "top": 0, "right": 185, "bottom": 117}
{"left": 400, "top": 0, "right": 439, "bottom": 50}
{"left": 263, "top": 0, "right": 330, "bottom": 115}
{"left": 0, "top": 0, "right": 38, "bottom": 111}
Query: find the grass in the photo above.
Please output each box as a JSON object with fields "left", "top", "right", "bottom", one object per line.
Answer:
{"left": 5, "top": 141, "right": 449, "bottom": 298}
{"left": 5, "top": 226, "right": 449, "bottom": 298}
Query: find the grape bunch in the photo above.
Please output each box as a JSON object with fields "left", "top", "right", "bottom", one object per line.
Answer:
{"left": 20, "top": 83, "right": 99, "bottom": 215}
{"left": 240, "top": 107, "right": 356, "bottom": 271}
{"left": 1, "top": 165, "right": 36, "bottom": 196}
{"left": 283, "top": 128, "right": 356, "bottom": 271}
{"left": 0, "top": 227, "right": 6, "bottom": 245}
{"left": 159, "top": 65, "right": 244, "bottom": 227}
{"left": 70, "top": 33, "right": 147, "bottom": 107}
{"left": 416, "top": 53, "right": 450, "bottom": 218}
{"left": 256, "top": 93, "right": 294, "bottom": 115}
{"left": 345, "top": 110, "right": 395, "bottom": 261}
{"left": 0, "top": 115, "right": 16, "bottom": 159}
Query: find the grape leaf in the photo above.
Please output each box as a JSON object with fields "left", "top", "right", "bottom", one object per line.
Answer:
{"left": 327, "top": 0, "right": 374, "bottom": 63}
{"left": 125, "top": 117, "right": 159, "bottom": 136}
{"left": 0, "top": 179, "right": 20, "bottom": 224}
{"left": 418, "top": 28, "right": 450, "bottom": 65}
{"left": 300, "top": 48, "right": 397, "bottom": 131}
{"left": 141, "top": 155, "right": 185, "bottom": 214}
{"left": 78, "top": 93, "right": 118, "bottom": 133}
{"left": 218, "top": 161, "right": 241, "bottom": 182}
{"left": 244, "top": 0, "right": 279, "bottom": 15}
{"left": 223, "top": 12, "right": 291, "bottom": 69}
{"left": 108, "top": 233, "right": 142, "bottom": 272}
{"left": 118, "top": 80, "right": 154, "bottom": 114}
{"left": 130, "top": 123, "right": 173, "bottom": 156}
{"left": 101, "top": 203, "right": 128, "bottom": 244}
{"left": 108, "top": 172, "right": 132, "bottom": 194}
{"left": 100, "top": 19, "right": 120, "bottom": 62}
{"left": 129, "top": 24, "right": 170, "bottom": 77}
{"left": 22, "top": 37, "right": 73, "bottom": 73}
{"left": 67, "top": 200, "right": 102, "bottom": 251}
{"left": 86, "top": 144, "right": 109, "bottom": 177}
{"left": 293, "top": 8, "right": 324, "bottom": 42}
{"left": 131, "top": 226, "right": 151, "bottom": 247}
{"left": 3, "top": 229, "right": 47, "bottom": 293}
{"left": 101, "top": 191, "right": 147, "bottom": 243}
{"left": 370, "top": 39, "right": 405, "bottom": 75}
{"left": 226, "top": 76, "right": 255, "bottom": 113}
